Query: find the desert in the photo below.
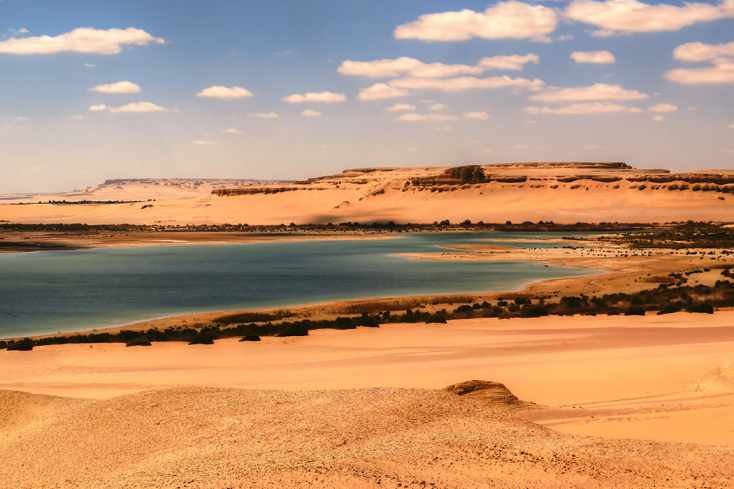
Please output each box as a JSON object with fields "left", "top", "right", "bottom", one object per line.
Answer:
{"left": 4, "top": 0, "right": 734, "bottom": 486}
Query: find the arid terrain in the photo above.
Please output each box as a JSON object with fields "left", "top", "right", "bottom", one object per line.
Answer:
{"left": 2, "top": 312, "right": 734, "bottom": 488}
{"left": 2, "top": 162, "right": 733, "bottom": 225}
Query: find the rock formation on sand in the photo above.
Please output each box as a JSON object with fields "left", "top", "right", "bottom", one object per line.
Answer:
{"left": 1, "top": 385, "right": 734, "bottom": 488}
{"left": 2, "top": 162, "right": 732, "bottom": 225}
{"left": 443, "top": 380, "right": 530, "bottom": 410}
{"left": 685, "top": 361, "right": 734, "bottom": 393}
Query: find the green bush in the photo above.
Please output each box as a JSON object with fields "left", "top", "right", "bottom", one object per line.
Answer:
{"left": 425, "top": 316, "right": 447, "bottom": 324}
{"left": 7, "top": 340, "right": 34, "bottom": 351}
{"left": 126, "top": 338, "right": 152, "bottom": 347}
{"left": 521, "top": 305, "right": 549, "bottom": 318}
{"left": 0, "top": 340, "right": 7, "bottom": 350}
{"left": 189, "top": 330, "right": 217, "bottom": 345}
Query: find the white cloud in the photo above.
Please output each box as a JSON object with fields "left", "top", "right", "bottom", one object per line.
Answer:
{"left": 419, "top": 99, "right": 435, "bottom": 104}
{"left": 301, "top": 109, "right": 323, "bottom": 117}
{"left": 523, "top": 102, "right": 643, "bottom": 114}
{"left": 8, "top": 28, "right": 30, "bottom": 36}
{"left": 338, "top": 54, "right": 539, "bottom": 78}
{"left": 71, "top": 115, "right": 85, "bottom": 120}
{"left": 282, "top": 91, "right": 346, "bottom": 103}
{"left": 429, "top": 103, "right": 448, "bottom": 110}
{"left": 0, "top": 27, "right": 164, "bottom": 55}
{"left": 653, "top": 115, "right": 665, "bottom": 121}
{"left": 84, "top": 63, "right": 95, "bottom": 68}
{"left": 394, "top": 1, "right": 557, "bottom": 42}
{"left": 464, "top": 111, "right": 489, "bottom": 120}
{"left": 565, "top": 0, "right": 734, "bottom": 36}
{"left": 191, "top": 140, "right": 217, "bottom": 145}
{"left": 666, "top": 42, "right": 734, "bottom": 84}
{"left": 674, "top": 41, "right": 734, "bottom": 61}
{"left": 88, "top": 104, "right": 107, "bottom": 112}
{"left": 222, "top": 128, "right": 243, "bottom": 134}
{"left": 390, "top": 75, "right": 545, "bottom": 92}
{"left": 108, "top": 102, "right": 169, "bottom": 113}
{"left": 197, "top": 86, "right": 254, "bottom": 99}
{"left": 570, "top": 50, "right": 615, "bottom": 64}
{"left": 648, "top": 103, "right": 678, "bottom": 112}
{"left": 88, "top": 81, "right": 141, "bottom": 94}
{"left": 435, "top": 126, "right": 453, "bottom": 131}
{"left": 14, "top": 116, "right": 31, "bottom": 122}
{"left": 247, "top": 112, "right": 279, "bottom": 118}
{"left": 385, "top": 103, "right": 416, "bottom": 111}
{"left": 529, "top": 83, "right": 648, "bottom": 102}
{"left": 358, "top": 83, "right": 412, "bottom": 100}
{"left": 665, "top": 58, "right": 734, "bottom": 84}
{"left": 557, "top": 34, "right": 574, "bottom": 41}
{"left": 395, "top": 113, "right": 457, "bottom": 121}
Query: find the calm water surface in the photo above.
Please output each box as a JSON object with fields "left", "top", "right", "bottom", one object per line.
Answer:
{"left": 0, "top": 232, "right": 600, "bottom": 337}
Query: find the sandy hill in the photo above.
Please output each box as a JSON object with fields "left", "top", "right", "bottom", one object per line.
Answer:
{"left": 1, "top": 384, "right": 733, "bottom": 488}
{"left": 0, "top": 178, "right": 289, "bottom": 204}
{"left": 1, "top": 163, "right": 732, "bottom": 224}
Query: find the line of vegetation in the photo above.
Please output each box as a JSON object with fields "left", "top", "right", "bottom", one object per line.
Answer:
{"left": 3, "top": 274, "right": 732, "bottom": 352}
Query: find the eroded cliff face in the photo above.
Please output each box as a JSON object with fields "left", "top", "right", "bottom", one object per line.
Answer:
{"left": 3, "top": 163, "right": 732, "bottom": 225}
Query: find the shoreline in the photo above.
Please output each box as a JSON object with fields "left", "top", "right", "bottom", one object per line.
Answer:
{"left": 8, "top": 239, "right": 733, "bottom": 341}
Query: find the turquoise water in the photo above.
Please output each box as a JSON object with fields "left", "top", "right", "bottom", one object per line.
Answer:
{"left": 0, "top": 232, "right": 600, "bottom": 338}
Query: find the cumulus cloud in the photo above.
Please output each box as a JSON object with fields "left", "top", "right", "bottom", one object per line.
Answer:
{"left": 394, "top": 1, "right": 557, "bottom": 42}
{"left": 222, "top": 128, "right": 243, "bottom": 134}
{"left": 282, "top": 91, "right": 346, "bottom": 103}
{"left": 674, "top": 41, "right": 734, "bottom": 61}
{"left": 570, "top": 51, "right": 615, "bottom": 64}
{"left": 565, "top": 0, "right": 734, "bottom": 36}
{"left": 385, "top": 103, "right": 416, "bottom": 111}
{"left": 523, "top": 102, "right": 643, "bottom": 114}
{"left": 395, "top": 113, "right": 458, "bottom": 121}
{"left": 247, "top": 112, "right": 279, "bottom": 118}
{"left": 338, "top": 54, "right": 539, "bottom": 78}
{"left": 196, "top": 86, "right": 254, "bottom": 99}
{"left": 653, "top": 115, "right": 665, "bottom": 121}
{"left": 84, "top": 63, "right": 95, "bottom": 68}
{"left": 464, "top": 111, "right": 490, "bottom": 119}
{"left": 88, "top": 81, "right": 141, "bottom": 94}
{"left": 358, "top": 83, "right": 413, "bottom": 100}
{"left": 529, "top": 83, "right": 648, "bottom": 102}
{"left": 301, "top": 109, "right": 323, "bottom": 117}
{"left": 92, "top": 102, "right": 170, "bottom": 113}
{"left": 665, "top": 42, "right": 734, "bottom": 84}
{"left": 191, "top": 140, "right": 217, "bottom": 145}
{"left": 429, "top": 103, "right": 448, "bottom": 110}
{"left": 648, "top": 103, "right": 678, "bottom": 112}
{"left": 0, "top": 27, "right": 164, "bottom": 55}
{"left": 390, "top": 75, "right": 545, "bottom": 92}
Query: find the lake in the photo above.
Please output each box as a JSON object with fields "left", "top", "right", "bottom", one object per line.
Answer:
{"left": 0, "top": 232, "right": 600, "bottom": 337}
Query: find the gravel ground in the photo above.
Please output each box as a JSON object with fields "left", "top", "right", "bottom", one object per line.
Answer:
{"left": 1, "top": 386, "right": 733, "bottom": 488}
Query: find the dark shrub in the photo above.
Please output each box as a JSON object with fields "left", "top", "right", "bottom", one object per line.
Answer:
{"left": 425, "top": 316, "right": 447, "bottom": 324}
{"left": 686, "top": 303, "right": 714, "bottom": 314}
{"left": 355, "top": 315, "right": 379, "bottom": 327}
{"left": 624, "top": 307, "right": 646, "bottom": 316}
{"left": 7, "top": 340, "right": 34, "bottom": 351}
{"left": 514, "top": 298, "right": 531, "bottom": 305}
{"left": 497, "top": 301, "right": 508, "bottom": 307}
{"left": 454, "top": 305, "right": 474, "bottom": 314}
{"left": 521, "top": 305, "right": 549, "bottom": 318}
{"left": 0, "top": 340, "right": 7, "bottom": 349}
{"left": 278, "top": 323, "right": 309, "bottom": 337}
{"left": 146, "top": 329, "right": 168, "bottom": 342}
{"left": 213, "top": 312, "right": 280, "bottom": 325}
{"left": 240, "top": 334, "right": 261, "bottom": 341}
{"left": 657, "top": 305, "right": 681, "bottom": 315}
{"left": 189, "top": 330, "right": 218, "bottom": 345}
{"left": 334, "top": 317, "right": 357, "bottom": 329}
{"left": 126, "top": 338, "right": 151, "bottom": 347}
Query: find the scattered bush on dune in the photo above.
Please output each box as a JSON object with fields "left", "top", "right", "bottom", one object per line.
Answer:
{"left": 657, "top": 304, "right": 681, "bottom": 315}
{"left": 240, "top": 334, "right": 261, "bottom": 342}
{"left": 6, "top": 340, "right": 35, "bottom": 351}
{"left": 277, "top": 323, "right": 309, "bottom": 337}
{"left": 686, "top": 303, "right": 714, "bottom": 314}
{"left": 624, "top": 307, "right": 646, "bottom": 316}
{"left": 0, "top": 340, "right": 7, "bottom": 350}
{"left": 126, "top": 338, "right": 152, "bottom": 347}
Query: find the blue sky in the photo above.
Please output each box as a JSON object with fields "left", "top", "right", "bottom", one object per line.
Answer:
{"left": 1, "top": 0, "right": 733, "bottom": 193}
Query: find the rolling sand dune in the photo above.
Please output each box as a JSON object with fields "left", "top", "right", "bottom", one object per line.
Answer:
{"left": 2, "top": 384, "right": 734, "bottom": 488}
{"left": 2, "top": 162, "right": 732, "bottom": 225}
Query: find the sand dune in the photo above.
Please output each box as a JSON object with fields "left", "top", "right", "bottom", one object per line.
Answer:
{"left": 2, "top": 385, "right": 734, "bottom": 488}
{"left": 2, "top": 162, "right": 732, "bottom": 225}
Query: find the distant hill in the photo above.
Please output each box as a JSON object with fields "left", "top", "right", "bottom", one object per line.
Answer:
{"left": 2, "top": 163, "right": 732, "bottom": 224}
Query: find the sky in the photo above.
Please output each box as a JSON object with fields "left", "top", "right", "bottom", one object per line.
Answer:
{"left": 1, "top": 0, "right": 733, "bottom": 193}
